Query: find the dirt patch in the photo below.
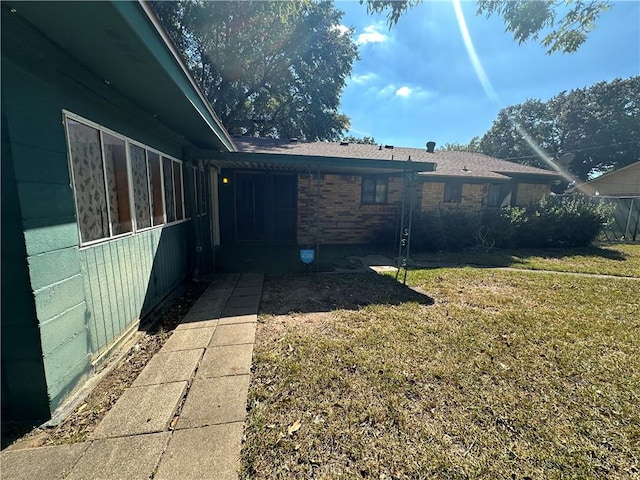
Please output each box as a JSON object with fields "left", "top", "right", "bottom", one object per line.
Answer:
{"left": 259, "top": 273, "right": 433, "bottom": 316}
{"left": 3, "top": 281, "right": 209, "bottom": 450}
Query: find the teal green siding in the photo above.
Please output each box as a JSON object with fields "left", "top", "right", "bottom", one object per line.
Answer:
{"left": 1, "top": 10, "right": 195, "bottom": 418}
{"left": 79, "top": 224, "right": 189, "bottom": 358}
{"left": 1, "top": 108, "right": 51, "bottom": 422}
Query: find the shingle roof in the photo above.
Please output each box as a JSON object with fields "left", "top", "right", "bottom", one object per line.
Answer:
{"left": 233, "top": 138, "right": 560, "bottom": 181}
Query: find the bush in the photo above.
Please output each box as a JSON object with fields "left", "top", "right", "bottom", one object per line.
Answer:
{"left": 371, "top": 195, "right": 613, "bottom": 252}
{"left": 510, "top": 195, "right": 614, "bottom": 248}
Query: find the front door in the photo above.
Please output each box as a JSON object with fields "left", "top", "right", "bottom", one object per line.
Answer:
{"left": 234, "top": 172, "right": 297, "bottom": 243}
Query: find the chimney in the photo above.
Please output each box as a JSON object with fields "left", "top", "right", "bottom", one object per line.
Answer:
{"left": 426, "top": 141, "right": 436, "bottom": 153}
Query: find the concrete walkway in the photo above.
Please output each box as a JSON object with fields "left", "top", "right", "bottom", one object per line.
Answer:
{"left": 1, "top": 273, "right": 262, "bottom": 480}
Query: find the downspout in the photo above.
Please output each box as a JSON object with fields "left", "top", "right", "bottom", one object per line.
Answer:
{"left": 192, "top": 160, "right": 204, "bottom": 282}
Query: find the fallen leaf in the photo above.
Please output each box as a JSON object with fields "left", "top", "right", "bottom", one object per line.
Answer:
{"left": 76, "top": 403, "right": 87, "bottom": 414}
{"left": 287, "top": 420, "right": 302, "bottom": 435}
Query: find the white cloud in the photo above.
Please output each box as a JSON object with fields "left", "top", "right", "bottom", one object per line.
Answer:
{"left": 378, "top": 84, "right": 396, "bottom": 97}
{"left": 356, "top": 25, "right": 387, "bottom": 45}
{"left": 331, "top": 24, "right": 351, "bottom": 36}
{"left": 350, "top": 72, "right": 378, "bottom": 84}
{"left": 396, "top": 86, "right": 412, "bottom": 97}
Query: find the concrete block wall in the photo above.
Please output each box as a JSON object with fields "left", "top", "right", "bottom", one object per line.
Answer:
{"left": 297, "top": 174, "right": 417, "bottom": 244}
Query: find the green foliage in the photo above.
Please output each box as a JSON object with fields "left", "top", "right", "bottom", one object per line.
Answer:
{"left": 508, "top": 195, "right": 615, "bottom": 248}
{"left": 341, "top": 135, "right": 378, "bottom": 145}
{"left": 365, "top": 0, "right": 609, "bottom": 54}
{"left": 377, "top": 195, "right": 614, "bottom": 252}
{"left": 478, "top": 76, "right": 640, "bottom": 181}
{"left": 477, "top": 0, "right": 610, "bottom": 54}
{"left": 439, "top": 137, "right": 481, "bottom": 152}
{"left": 150, "top": 1, "right": 358, "bottom": 141}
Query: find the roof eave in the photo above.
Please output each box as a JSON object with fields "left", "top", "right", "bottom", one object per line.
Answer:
{"left": 197, "top": 150, "right": 436, "bottom": 174}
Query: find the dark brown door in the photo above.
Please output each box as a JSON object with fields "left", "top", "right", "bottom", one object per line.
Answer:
{"left": 234, "top": 172, "right": 296, "bottom": 243}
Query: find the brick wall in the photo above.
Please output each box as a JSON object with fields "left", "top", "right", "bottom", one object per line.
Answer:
{"left": 516, "top": 183, "right": 551, "bottom": 206}
{"left": 297, "top": 174, "right": 420, "bottom": 244}
{"left": 421, "top": 182, "right": 486, "bottom": 212}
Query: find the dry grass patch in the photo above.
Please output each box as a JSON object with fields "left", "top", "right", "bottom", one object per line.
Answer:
{"left": 243, "top": 270, "right": 639, "bottom": 479}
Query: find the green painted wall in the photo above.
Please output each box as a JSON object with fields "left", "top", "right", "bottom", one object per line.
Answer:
{"left": 1, "top": 9, "right": 195, "bottom": 418}
{"left": 1, "top": 106, "right": 51, "bottom": 423}
{"left": 79, "top": 223, "right": 189, "bottom": 359}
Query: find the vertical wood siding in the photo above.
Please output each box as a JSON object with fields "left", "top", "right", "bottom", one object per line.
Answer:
{"left": 78, "top": 222, "right": 189, "bottom": 358}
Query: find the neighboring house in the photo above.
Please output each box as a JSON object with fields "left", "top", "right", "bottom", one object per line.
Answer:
{"left": 566, "top": 162, "right": 640, "bottom": 242}
{"left": 1, "top": 1, "right": 233, "bottom": 424}
{"left": 215, "top": 138, "right": 562, "bottom": 245}
{"left": 567, "top": 162, "right": 640, "bottom": 196}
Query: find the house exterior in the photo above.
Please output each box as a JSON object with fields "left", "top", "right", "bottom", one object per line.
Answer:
{"left": 216, "top": 138, "right": 562, "bottom": 245}
{"left": 1, "top": 1, "right": 233, "bottom": 424}
{"left": 567, "top": 162, "right": 640, "bottom": 196}
{"left": 0, "top": 0, "right": 561, "bottom": 427}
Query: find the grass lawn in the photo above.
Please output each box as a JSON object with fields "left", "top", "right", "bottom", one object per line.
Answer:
{"left": 412, "top": 243, "right": 640, "bottom": 278}
{"left": 242, "top": 266, "right": 639, "bottom": 478}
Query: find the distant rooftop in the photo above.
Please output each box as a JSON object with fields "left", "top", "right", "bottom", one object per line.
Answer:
{"left": 233, "top": 137, "right": 560, "bottom": 181}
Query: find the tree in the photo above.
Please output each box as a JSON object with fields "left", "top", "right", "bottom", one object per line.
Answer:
{"left": 478, "top": 76, "right": 640, "bottom": 180}
{"left": 439, "top": 137, "right": 481, "bottom": 152}
{"left": 341, "top": 135, "right": 378, "bottom": 145}
{"left": 150, "top": 1, "right": 358, "bottom": 141}
{"left": 364, "top": 0, "right": 610, "bottom": 54}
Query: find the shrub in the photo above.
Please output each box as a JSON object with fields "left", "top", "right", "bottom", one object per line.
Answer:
{"left": 511, "top": 195, "right": 614, "bottom": 248}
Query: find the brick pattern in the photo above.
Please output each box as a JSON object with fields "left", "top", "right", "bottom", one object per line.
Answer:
{"left": 297, "top": 174, "right": 421, "bottom": 244}
{"left": 421, "top": 182, "right": 486, "bottom": 212}
{"left": 516, "top": 183, "right": 551, "bottom": 207}
{"left": 296, "top": 176, "right": 551, "bottom": 243}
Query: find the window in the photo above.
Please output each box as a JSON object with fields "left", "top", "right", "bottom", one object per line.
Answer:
{"left": 487, "top": 183, "right": 512, "bottom": 207}
{"left": 148, "top": 152, "right": 165, "bottom": 226}
{"left": 65, "top": 113, "right": 186, "bottom": 246}
{"left": 361, "top": 176, "right": 388, "bottom": 204}
{"left": 444, "top": 181, "right": 463, "bottom": 203}
{"left": 130, "top": 144, "right": 151, "bottom": 229}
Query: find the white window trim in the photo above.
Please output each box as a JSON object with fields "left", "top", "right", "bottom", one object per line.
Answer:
{"left": 63, "top": 110, "right": 188, "bottom": 249}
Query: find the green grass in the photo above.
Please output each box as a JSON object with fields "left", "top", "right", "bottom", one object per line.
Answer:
{"left": 413, "top": 244, "right": 640, "bottom": 278}
{"left": 242, "top": 269, "right": 640, "bottom": 479}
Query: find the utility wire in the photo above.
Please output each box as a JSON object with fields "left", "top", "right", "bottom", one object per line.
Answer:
{"left": 504, "top": 139, "right": 640, "bottom": 161}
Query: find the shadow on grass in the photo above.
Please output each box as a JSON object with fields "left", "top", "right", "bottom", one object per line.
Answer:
{"left": 413, "top": 245, "right": 628, "bottom": 269}
{"left": 260, "top": 272, "right": 434, "bottom": 316}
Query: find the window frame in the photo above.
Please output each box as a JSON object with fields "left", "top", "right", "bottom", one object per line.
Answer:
{"left": 361, "top": 175, "right": 389, "bottom": 205}
{"left": 443, "top": 181, "right": 463, "bottom": 203}
{"left": 63, "top": 111, "right": 187, "bottom": 248}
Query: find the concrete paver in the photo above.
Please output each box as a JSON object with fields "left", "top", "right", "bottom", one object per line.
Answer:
{"left": 155, "top": 423, "right": 244, "bottom": 480}
{"left": 93, "top": 382, "right": 187, "bottom": 438}
{"left": 197, "top": 344, "right": 254, "bottom": 378}
{"left": 0, "top": 443, "right": 89, "bottom": 480}
{"left": 4, "top": 272, "right": 262, "bottom": 480}
{"left": 176, "top": 375, "right": 250, "bottom": 429}
{"left": 210, "top": 322, "right": 257, "bottom": 346}
{"left": 221, "top": 305, "right": 258, "bottom": 318}
{"left": 232, "top": 286, "right": 262, "bottom": 297}
{"left": 188, "top": 295, "right": 229, "bottom": 314}
{"left": 176, "top": 309, "right": 219, "bottom": 330}
{"left": 132, "top": 349, "right": 203, "bottom": 387}
{"left": 226, "top": 295, "right": 260, "bottom": 309}
{"left": 160, "top": 327, "right": 215, "bottom": 353}
{"left": 235, "top": 273, "right": 263, "bottom": 288}
{"left": 218, "top": 313, "right": 257, "bottom": 325}
{"left": 208, "top": 273, "right": 240, "bottom": 289}
{"left": 66, "top": 432, "right": 170, "bottom": 480}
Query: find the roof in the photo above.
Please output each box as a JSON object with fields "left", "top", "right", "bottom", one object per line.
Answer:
{"left": 230, "top": 138, "right": 562, "bottom": 181}
{"left": 4, "top": 0, "right": 235, "bottom": 152}
{"left": 567, "top": 161, "right": 640, "bottom": 196}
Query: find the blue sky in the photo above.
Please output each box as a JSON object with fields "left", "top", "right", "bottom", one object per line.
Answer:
{"left": 336, "top": 0, "right": 640, "bottom": 148}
